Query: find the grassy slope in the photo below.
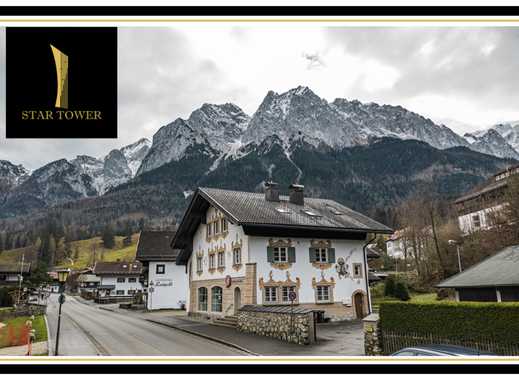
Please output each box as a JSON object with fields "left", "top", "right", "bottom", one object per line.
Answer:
{"left": 0, "top": 315, "right": 47, "bottom": 348}
{"left": 0, "top": 233, "right": 140, "bottom": 270}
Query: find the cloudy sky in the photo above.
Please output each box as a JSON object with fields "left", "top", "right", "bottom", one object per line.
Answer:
{"left": 2, "top": 25, "right": 519, "bottom": 169}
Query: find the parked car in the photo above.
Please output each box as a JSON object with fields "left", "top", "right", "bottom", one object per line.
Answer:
{"left": 391, "top": 344, "right": 496, "bottom": 356}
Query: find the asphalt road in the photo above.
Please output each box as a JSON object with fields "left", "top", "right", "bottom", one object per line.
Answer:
{"left": 45, "top": 294, "right": 245, "bottom": 356}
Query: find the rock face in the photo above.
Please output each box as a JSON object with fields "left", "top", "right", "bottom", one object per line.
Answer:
{"left": 243, "top": 86, "right": 467, "bottom": 151}
{"left": 2, "top": 86, "right": 519, "bottom": 219}
{"left": 464, "top": 129, "right": 519, "bottom": 160}
{"left": 1, "top": 159, "right": 98, "bottom": 215}
{"left": 0, "top": 138, "right": 151, "bottom": 216}
{"left": 0, "top": 160, "right": 29, "bottom": 191}
{"left": 137, "top": 103, "right": 249, "bottom": 175}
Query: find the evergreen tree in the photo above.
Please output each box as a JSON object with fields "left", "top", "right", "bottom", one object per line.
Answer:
{"left": 101, "top": 225, "right": 116, "bottom": 249}
{"left": 384, "top": 275, "right": 396, "bottom": 297}
{"left": 394, "top": 280, "right": 411, "bottom": 301}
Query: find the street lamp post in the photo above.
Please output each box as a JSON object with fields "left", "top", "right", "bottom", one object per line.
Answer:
{"left": 54, "top": 268, "right": 70, "bottom": 356}
{"left": 448, "top": 240, "right": 463, "bottom": 273}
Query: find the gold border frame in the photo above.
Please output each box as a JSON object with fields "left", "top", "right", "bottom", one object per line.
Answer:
{"left": 2, "top": 13, "right": 519, "bottom": 364}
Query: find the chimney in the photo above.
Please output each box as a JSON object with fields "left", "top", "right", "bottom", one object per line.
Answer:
{"left": 264, "top": 181, "right": 280, "bottom": 202}
{"left": 289, "top": 184, "right": 304, "bottom": 206}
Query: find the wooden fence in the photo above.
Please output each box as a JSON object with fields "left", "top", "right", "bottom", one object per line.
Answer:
{"left": 382, "top": 330, "right": 519, "bottom": 356}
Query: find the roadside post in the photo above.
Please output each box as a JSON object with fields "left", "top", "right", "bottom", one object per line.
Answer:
{"left": 149, "top": 281, "right": 154, "bottom": 311}
{"left": 289, "top": 289, "right": 297, "bottom": 335}
{"left": 54, "top": 268, "right": 70, "bottom": 356}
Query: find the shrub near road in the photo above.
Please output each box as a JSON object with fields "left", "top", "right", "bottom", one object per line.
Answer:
{"left": 379, "top": 301, "right": 519, "bottom": 355}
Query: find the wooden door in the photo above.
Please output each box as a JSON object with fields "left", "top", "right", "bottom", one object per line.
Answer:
{"left": 354, "top": 293, "right": 365, "bottom": 319}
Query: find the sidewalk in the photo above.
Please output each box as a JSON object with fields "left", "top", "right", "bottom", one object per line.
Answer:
{"left": 144, "top": 313, "right": 364, "bottom": 356}
{"left": 0, "top": 341, "right": 48, "bottom": 356}
{"left": 91, "top": 299, "right": 364, "bottom": 356}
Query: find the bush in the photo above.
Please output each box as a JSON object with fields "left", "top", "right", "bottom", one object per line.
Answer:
{"left": 384, "top": 276, "right": 396, "bottom": 297}
{"left": 379, "top": 301, "right": 519, "bottom": 345}
{"left": 394, "top": 280, "right": 411, "bottom": 301}
{"left": 0, "top": 288, "right": 14, "bottom": 307}
{"left": 370, "top": 282, "right": 385, "bottom": 299}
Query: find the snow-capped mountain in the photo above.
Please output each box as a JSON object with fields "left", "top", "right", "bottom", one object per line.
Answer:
{"left": 137, "top": 104, "right": 249, "bottom": 175}
{"left": 3, "top": 86, "right": 519, "bottom": 218}
{"left": 464, "top": 129, "right": 519, "bottom": 160}
{"left": 70, "top": 138, "right": 151, "bottom": 194}
{"left": 3, "top": 159, "right": 98, "bottom": 212}
{"left": 141, "top": 86, "right": 472, "bottom": 176}
{"left": 120, "top": 138, "right": 151, "bottom": 176}
{"left": 0, "top": 138, "right": 151, "bottom": 216}
{"left": 0, "top": 160, "right": 29, "bottom": 191}
{"left": 491, "top": 122, "right": 519, "bottom": 152}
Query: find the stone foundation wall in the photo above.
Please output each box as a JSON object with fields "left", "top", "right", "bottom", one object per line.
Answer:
{"left": 237, "top": 307, "right": 316, "bottom": 345}
{"left": 0, "top": 304, "right": 47, "bottom": 320}
{"left": 363, "top": 313, "right": 383, "bottom": 356}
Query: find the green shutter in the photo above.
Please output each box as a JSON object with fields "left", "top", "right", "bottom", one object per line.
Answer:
{"left": 328, "top": 248, "right": 336, "bottom": 263}
{"left": 309, "top": 248, "right": 316, "bottom": 262}
{"left": 288, "top": 247, "right": 296, "bottom": 263}
{"left": 267, "top": 247, "right": 274, "bottom": 262}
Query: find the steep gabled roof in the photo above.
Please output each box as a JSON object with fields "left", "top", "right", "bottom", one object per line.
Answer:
{"left": 173, "top": 187, "right": 393, "bottom": 265}
{"left": 93, "top": 261, "right": 142, "bottom": 276}
{"left": 436, "top": 244, "right": 519, "bottom": 288}
{"left": 0, "top": 262, "right": 31, "bottom": 274}
{"left": 136, "top": 231, "right": 179, "bottom": 262}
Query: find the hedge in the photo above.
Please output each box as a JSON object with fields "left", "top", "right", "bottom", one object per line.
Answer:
{"left": 379, "top": 301, "right": 519, "bottom": 345}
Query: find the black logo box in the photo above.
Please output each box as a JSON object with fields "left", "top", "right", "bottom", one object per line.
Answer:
{"left": 5, "top": 27, "right": 117, "bottom": 139}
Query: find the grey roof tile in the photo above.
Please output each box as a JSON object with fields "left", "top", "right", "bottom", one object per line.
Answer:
{"left": 136, "top": 231, "right": 179, "bottom": 261}
{"left": 437, "top": 244, "right": 519, "bottom": 288}
{"left": 199, "top": 187, "right": 392, "bottom": 233}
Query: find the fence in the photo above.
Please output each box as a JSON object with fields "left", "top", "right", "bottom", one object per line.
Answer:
{"left": 382, "top": 330, "right": 519, "bottom": 356}
{"left": 377, "top": 301, "right": 519, "bottom": 356}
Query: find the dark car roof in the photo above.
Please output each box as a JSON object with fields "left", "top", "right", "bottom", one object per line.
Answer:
{"left": 393, "top": 344, "right": 495, "bottom": 356}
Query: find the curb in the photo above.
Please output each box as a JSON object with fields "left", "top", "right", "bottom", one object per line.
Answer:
{"left": 145, "top": 319, "right": 258, "bottom": 356}
{"left": 44, "top": 314, "right": 51, "bottom": 356}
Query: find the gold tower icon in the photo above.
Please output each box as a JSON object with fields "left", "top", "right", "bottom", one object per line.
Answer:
{"left": 50, "top": 44, "right": 68, "bottom": 109}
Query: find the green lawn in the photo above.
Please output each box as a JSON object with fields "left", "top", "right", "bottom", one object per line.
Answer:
{"left": 0, "top": 315, "right": 47, "bottom": 348}
{"left": 0, "top": 233, "right": 140, "bottom": 270}
{"left": 371, "top": 292, "right": 443, "bottom": 313}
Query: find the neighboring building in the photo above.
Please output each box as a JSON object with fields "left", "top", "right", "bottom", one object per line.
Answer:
{"left": 0, "top": 263, "right": 31, "bottom": 285}
{"left": 46, "top": 271, "right": 60, "bottom": 293}
{"left": 77, "top": 273, "right": 100, "bottom": 299}
{"left": 436, "top": 244, "right": 519, "bottom": 302}
{"left": 454, "top": 165, "right": 519, "bottom": 235}
{"left": 386, "top": 230, "right": 407, "bottom": 259}
{"left": 92, "top": 261, "right": 143, "bottom": 302}
{"left": 173, "top": 183, "right": 393, "bottom": 321}
{"left": 136, "top": 230, "right": 188, "bottom": 310}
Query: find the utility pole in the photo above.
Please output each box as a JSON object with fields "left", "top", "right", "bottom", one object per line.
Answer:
{"left": 17, "top": 252, "right": 25, "bottom": 305}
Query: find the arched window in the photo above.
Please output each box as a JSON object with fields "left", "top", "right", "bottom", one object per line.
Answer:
{"left": 212, "top": 286, "right": 223, "bottom": 312}
{"left": 198, "top": 287, "right": 208, "bottom": 311}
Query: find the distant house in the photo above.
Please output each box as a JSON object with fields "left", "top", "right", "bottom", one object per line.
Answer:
{"left": 136, "top": 231, "right": 188, "bottom": 310}
{"left": 173, "top": 183, "right": 392, "bottom": 321}
{"left": 77, "top": 273, "right": 101, "bottom": 299}
{"left": 0, "top": 263, "right": 31, "bottom": 285}
{"left": 92, "top": 261, "right": 143, "bottom": 302}
{"left": 436, "top": 245, "right": 519, "bottom": 302}
{"left": 386, "top": 230, "right": 407, "bottom": 259}
{"left": 454, "top": 165, "right": 519, "bottom": 235}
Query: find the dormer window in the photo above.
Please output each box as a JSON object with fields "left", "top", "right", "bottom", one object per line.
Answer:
{"left": 302, "top": 209, "right": 321, "bottom": 218}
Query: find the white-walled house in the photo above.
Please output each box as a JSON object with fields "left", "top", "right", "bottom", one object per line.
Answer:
{"left": 454, "top": 165, "right": 519, "bottom": 235}
{"left": 92, "top": 261, "right": 143, "bottom": 302}
{"left": 173, "top": 183, "right": 393, "bottom": 321}
{"left": 0, "top": 263, "right": 30, "bottom": 285}
{"left": 136, "top": 230, "right": 188, "bottom": 310}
